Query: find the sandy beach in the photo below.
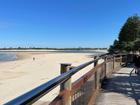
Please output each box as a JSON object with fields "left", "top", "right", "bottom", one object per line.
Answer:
{"left": 0, "top": 51, "right": 99, "bottom": 104}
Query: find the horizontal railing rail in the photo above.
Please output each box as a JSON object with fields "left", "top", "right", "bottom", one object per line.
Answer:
{"left": 4, "top": 53, "right": 127, "bottom": 105}
{"left": 50, "top": 53, "right": 128, "bottom": 105}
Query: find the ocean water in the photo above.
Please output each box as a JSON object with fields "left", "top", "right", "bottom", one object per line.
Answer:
{"left": 49, "top": 50, "right": 108, "bottom": 57}
{"left": 0, "top": 53, "right": 17, "bottom": 61}
{"left": 49, "top": 50, "right": 107, "bottom": 54}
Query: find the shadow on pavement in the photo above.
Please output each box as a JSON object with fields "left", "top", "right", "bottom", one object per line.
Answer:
{"left": 102, "top": 65, "right": 140, "bottom": 105}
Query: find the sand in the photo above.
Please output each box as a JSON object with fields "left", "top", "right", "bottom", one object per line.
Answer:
{"left": 0, "top": 51, "right": 96, "bottom": 104}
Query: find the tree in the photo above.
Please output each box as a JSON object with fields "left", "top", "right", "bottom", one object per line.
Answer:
{"left": 134, "top": 38, "right": 140, "bottom": 51}
{"left": 109, "top": 15, "right": 140, "bottom": 53}
{"left": 108, "top": 40, "right": 121, "bottom": 53}
{"left": 119, "top": 15, "right": 140, "bottom": 42}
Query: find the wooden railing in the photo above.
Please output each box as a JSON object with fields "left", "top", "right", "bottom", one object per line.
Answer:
{"left": 50, "top": 54, "right": 127, "bottom": 105}
{"left": 4, "top": 53, "right": 129, "bottom": 105}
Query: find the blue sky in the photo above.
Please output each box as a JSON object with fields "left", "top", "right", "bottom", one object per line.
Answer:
{"left": 0, "top": 0, "right": 140, "bottom": 48}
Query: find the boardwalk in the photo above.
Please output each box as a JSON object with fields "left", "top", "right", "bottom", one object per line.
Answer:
{"left": 95, "top": 66, "right": 140, "bottom": 105}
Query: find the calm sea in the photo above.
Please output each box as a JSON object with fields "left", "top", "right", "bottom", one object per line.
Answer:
{"left": 0, "top": 53, "right": 17, "bottom": 61}
{"left": 49, "top": 50, "right": 107, "bottom": 56}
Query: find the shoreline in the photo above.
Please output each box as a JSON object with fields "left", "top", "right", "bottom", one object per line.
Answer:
{"left": 0, "top": 49, "right": 107, "bottom": 53}
{"left": 0, "top": 49, "right": 107, "bottom": 62}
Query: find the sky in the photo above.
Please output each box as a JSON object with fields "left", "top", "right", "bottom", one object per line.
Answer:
{"left": 0, "top": 0, "right": 140, "bottom": 48}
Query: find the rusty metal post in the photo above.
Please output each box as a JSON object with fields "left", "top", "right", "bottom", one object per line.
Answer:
{"left": 60, "top": 63, "right": 72, "bottom": 105}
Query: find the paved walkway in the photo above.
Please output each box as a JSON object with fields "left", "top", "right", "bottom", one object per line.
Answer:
{"left": 95, "top": 66, "right": 140, "bottom": 105}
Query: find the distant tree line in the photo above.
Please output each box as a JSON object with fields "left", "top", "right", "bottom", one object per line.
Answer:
{"left": 0, "top": 47, "right": 107, "bottom": 50}
{"left": 109, "top": 15, "right": 140, "bottom": 53}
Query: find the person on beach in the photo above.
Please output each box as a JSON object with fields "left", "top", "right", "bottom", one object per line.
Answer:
{"left": 33, "top": 57, "right": 35, "bottom": 61}
{"left": 133, "top": 54, "right": 140, "bottom": 74}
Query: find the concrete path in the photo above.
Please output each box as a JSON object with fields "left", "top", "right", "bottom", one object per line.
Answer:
{"left": 95, "top": 66, "right": 140, "bottom": 105}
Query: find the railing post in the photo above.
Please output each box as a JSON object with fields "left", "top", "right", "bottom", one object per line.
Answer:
{"left": 60, "top": 63, "right": 72, "bottom": 105}
{"left": 94, "top": 58, "right": 99, "bottom": 90}
{"left": 94, "top": 56, "right": 98, "bottom": 67}
{"left": 125, "top": 54, "right": 128, "bottom": 66}
{"left": 113, "top": 55, "right": 115, "bottom": 70}
{"left": 104, "top": 56, "right": 107, "bottom": 78}
{"left": 120, "top": 55, "right": 122, "bottom": 66}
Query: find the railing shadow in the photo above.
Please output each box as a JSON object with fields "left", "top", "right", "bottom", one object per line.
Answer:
{"left": 102, "top": 65, "right": 140, "bottom": 105}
